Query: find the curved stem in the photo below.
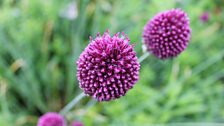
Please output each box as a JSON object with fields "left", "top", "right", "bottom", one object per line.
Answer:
{"left": 80, "top": 100, "right": 97, "bottom": 117}
{"left": 138, "top": 52, "right": 150, "bottom": 63}
{"left": 60, "top": 92, "right": 86, "bottom": 115}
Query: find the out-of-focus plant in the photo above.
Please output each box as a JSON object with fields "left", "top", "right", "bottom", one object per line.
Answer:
{"left": 0, "top": 0, "right": 224, "bottom": 126}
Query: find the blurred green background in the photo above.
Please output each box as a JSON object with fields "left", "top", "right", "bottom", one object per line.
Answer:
{"left": 0, "top": 0, "right": 224, "bottom": 126}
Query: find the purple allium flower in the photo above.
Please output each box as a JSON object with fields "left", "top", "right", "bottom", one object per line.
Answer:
{"left": 200, "top": 12, "right": 209, "bottom": 23}
{"left": 71, "top": 121, "right": 84, "bottom": 126}
{"left": 143, "top": 9, "right": 191, "bottom": 59}
{"left": 77, "top": 31, "right": 140, "bottom": 101}
{"left": 37, "top": 112, "right": 66, "bottom": 126}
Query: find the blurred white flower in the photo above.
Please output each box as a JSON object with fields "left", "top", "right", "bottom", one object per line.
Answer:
{"left": 142, "top": 42, "right": 147, "bottom": 53}
{"left": 100, "top": 1, "right": 112, "bottom": 12}
{"left": 60, "top": 1, "right": 78, "bottom": 20}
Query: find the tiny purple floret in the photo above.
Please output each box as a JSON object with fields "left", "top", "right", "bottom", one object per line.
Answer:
{"left": 37, "top": 112, "right": 65, "bottom": 126}
{"left": 200, "top": 12, "right": 209, "bottom": 23}
{"left": 77, "top": 31, "right": 140, "bottom": 101}
{"left": 143, "top": 9, "right": 191, "bottom": 59}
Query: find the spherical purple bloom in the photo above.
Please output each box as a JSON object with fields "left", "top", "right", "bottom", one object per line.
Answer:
{"left": 200, "top": 12, "right": 209, "bottom": 23}
{"left": 143, "top": 9, "right": 191, "bottom": 59}
{"left": 37, "top": 112, "right": 66, "bottom": 126}
{"left": 71, "top": 121, "right": 84, "bottom": 126}
{"left": 77, "top": 31, "right": 140, "bottom": 101}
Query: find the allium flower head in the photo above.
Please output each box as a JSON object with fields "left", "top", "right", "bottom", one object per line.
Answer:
{"left": 200, "top": 12, "right": 209, "bottom": 23}
{"left": 71, "top": 121, "right": 84, "bottom": 126}
{"left": 143, "top": 9, "right": 191, "bottom": 59}
{"left": 37, "top": 112, "right": 65, "bottom": 126}
{"left": 77, "top": 31, "right": 140, "bottom": 101}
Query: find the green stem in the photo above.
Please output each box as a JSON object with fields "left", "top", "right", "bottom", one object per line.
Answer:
{"left": 138, "top": 52, "right": 150, "bottom": 63}
{"left": 60, "top": 92, "right": 86, "bottom": 115}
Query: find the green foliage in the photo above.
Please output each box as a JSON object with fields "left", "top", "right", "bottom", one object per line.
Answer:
{"left": 0, "top": 0, "right": 224, "bottom": 126}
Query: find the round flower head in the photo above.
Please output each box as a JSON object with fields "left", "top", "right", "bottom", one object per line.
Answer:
{"left": 37, "top": 112, "right": 65, "bottom": 126}
{"left": 71, "top": 121, "right": 84, "bottom": 126}
{"left": 143, "top": 9, "right": 191, "bottom": 59}
{"left": 77, "top": 31, "right": 140, "bottom": 101}
{"left": 200, "top": 12, "right": 209, "bottom": 23}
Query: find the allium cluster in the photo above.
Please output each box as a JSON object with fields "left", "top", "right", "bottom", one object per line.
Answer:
{"left": 37, "top": 112, "right": 65, "bottom": 126}
{"left": 71, "top": 121, "right": 84, "bottom": 126}
{"left": 77, "top": 31, "right": 140, "bottom": 101}
{"left": 143, "top": 9, "right": 191, "bottom": 59}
